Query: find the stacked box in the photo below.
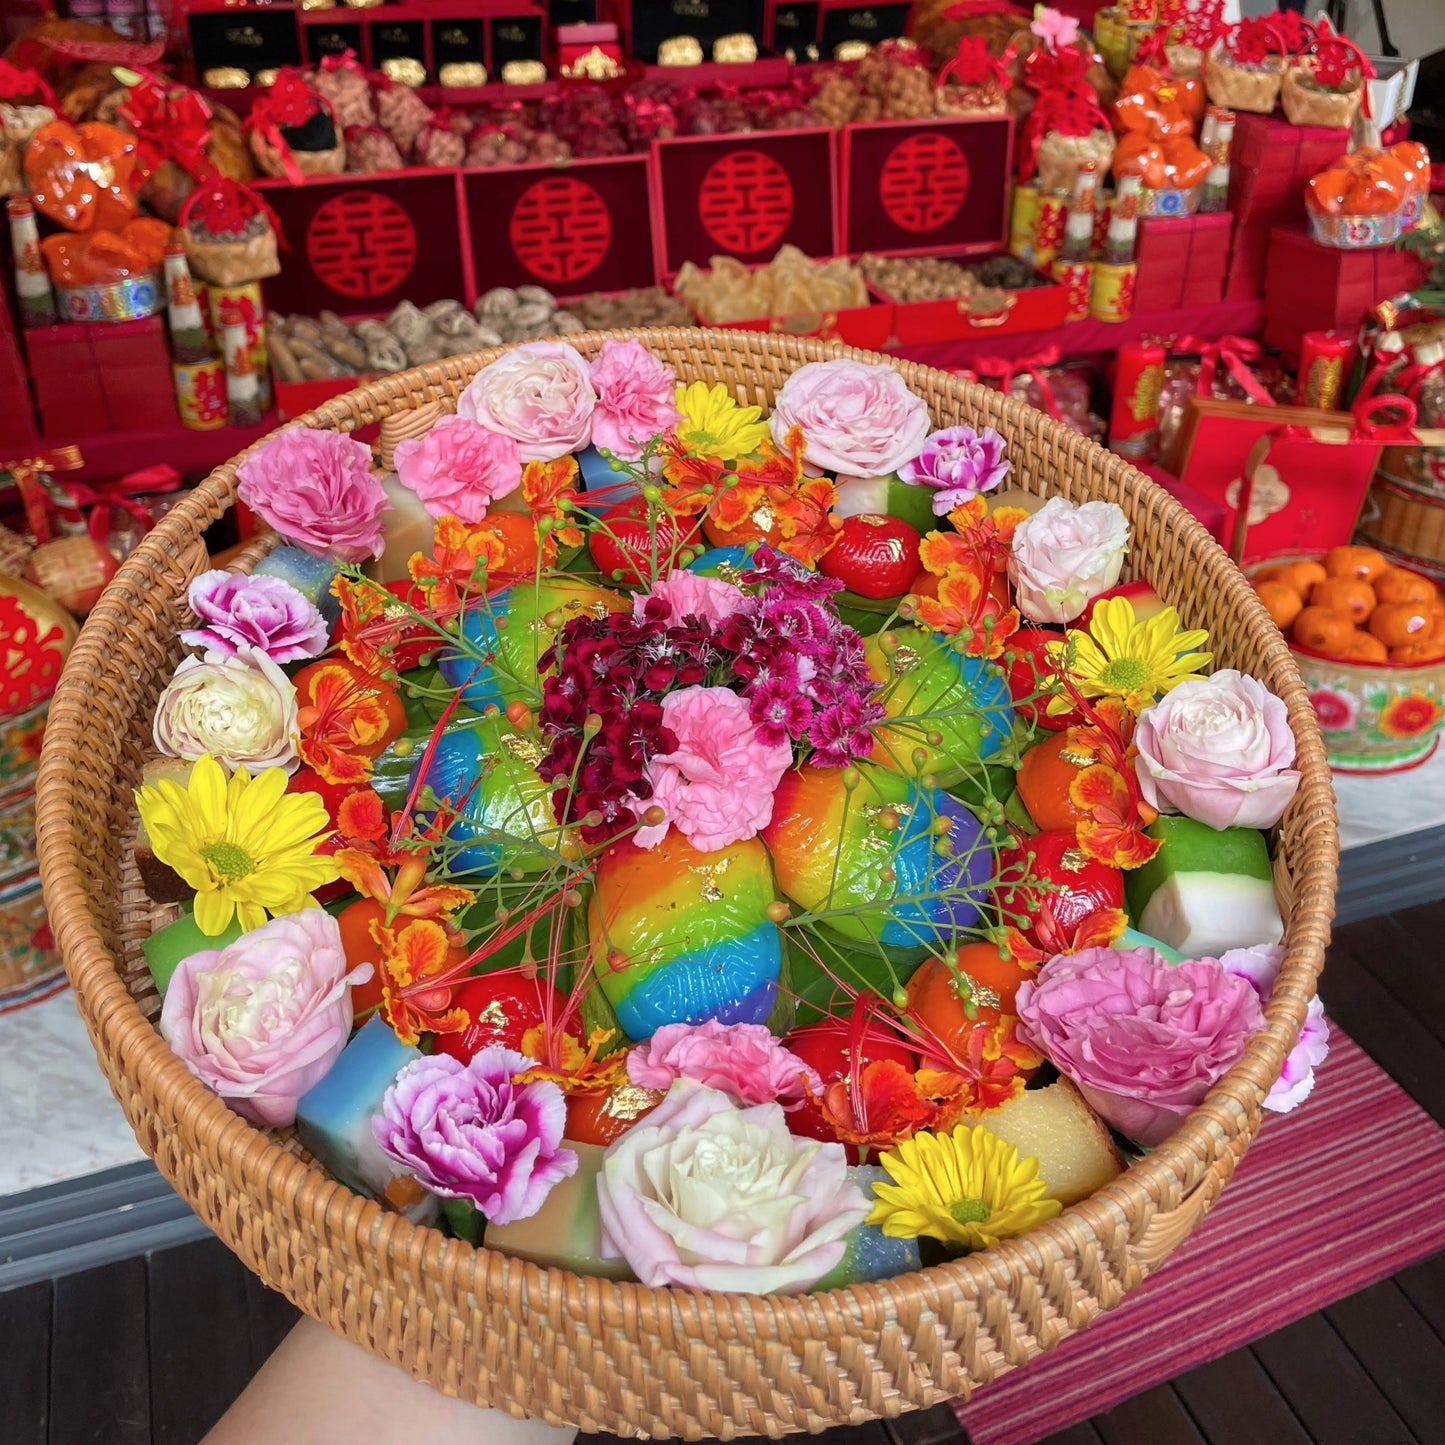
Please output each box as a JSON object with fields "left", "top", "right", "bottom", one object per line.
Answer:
{"left": 24, "top": 318, "right": 177, "bottom": 441}
{"left": 0, "top": 288, "right": 39, "bottom": 450}
{"left": 1134, "top": 213, "right": 1232, "bottom": 312}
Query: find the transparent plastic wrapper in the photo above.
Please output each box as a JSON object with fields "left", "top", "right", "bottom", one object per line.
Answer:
{"left": 41, "top": 215, "right": 170, "bottom": 287}
{"left": 309, "top": 51, "right": 376, "bottom": 131}
{"left": 1305, "top": 134, "right": 1408, "bottom": 248}
{"left": 24, "top": 119, "right": 144, "bottom": 231}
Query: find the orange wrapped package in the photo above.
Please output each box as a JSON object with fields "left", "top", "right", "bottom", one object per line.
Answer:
{"left": 1390, "top": 140, "right": 1431, "bottom": 229}
{"left": 23, "top": 120, "right": 146, "bottom": 232}
{"left": 1112, "top": 58, "right": 1204, "bottom": 134}
{"left": 1305, "top": 136, "right": 1410, "bottom": 247}
{"left": 1112, "top": 129, "right": 1210, "bottom": 194}
{"left": 41, "top": 217, "right": 170, "bottom": 287}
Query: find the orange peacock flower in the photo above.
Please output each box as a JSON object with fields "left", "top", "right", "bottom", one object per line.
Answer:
{"left": 805, "top": 1058, "right": 973, "bottom": 1151}
{"left": 373, "top": 917, "right": 471, "bottom": 1046}
{"left": 409, "top": 515, "right": 509, "bottom": 617}
{"left": 515, "top": 1025, "right": 631, "bottom": 1094}
{"left": 332, "top": 574, "right": 396, "bottom": 674}
{"left": 1004, "top": 903, "right": 1129, "bottom": 968}
{"left": 709, "top": 427, "right": 841, "bottom": 565}
{"left": 658, "top": 441, "right": 726, "bottom": 515}
{"left": 1071, "top": 762, "right": 1160, "bottom": 869}
{"left": 296, "top": 664, "right": 392, "bottom": 785}
{"left": 522, "top": 457, "right": 584, "bottom": 549}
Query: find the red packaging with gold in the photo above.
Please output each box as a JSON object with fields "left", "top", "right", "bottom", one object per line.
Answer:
{"left": 1109, "top": 340, "right": 1167, "bottom": 458}
{"left": 1295, "top": 332, "right": 1353, "bottom": 411}
{"left": 1053, "top": 259, "right": 1093, "bottom": 322}
{"left": 1033, "top": 194, "right": 1067, "bottom": 269}
{"left": 1090, "top": 261, "right": 1137, "bottom": 322}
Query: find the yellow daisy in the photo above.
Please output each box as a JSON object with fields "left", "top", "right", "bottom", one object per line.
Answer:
{"left": 675, "top": 380, "right": 771, "bottom": 461}
{"left": 136, "top": 753, "right": 340, "bottom": 936}
{"left": 1048, "top": 595, "right": 1212, "bottom": 715}
{"left": 869, "top": 1125, "right": 1061, "bottom": 1251}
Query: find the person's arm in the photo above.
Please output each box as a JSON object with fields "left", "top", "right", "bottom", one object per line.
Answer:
{"left": 202, "top": 1315, "right": 580, "bottom": 1445}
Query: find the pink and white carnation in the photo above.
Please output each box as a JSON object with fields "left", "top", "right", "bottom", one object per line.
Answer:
{"left": 180, "top": 570, "right": 329, "bottom": 664}
{"left": 632, "top": 569, "right": 745, "bottom": 627}
{"left": 627, "top": 1020, "right": 821, "bottom": 1108}
{"left": 236, "top": 427, "right": 390, "bottom": 563}
{"left": 456, "top": 341, "right": 596, "bottom": 462}
{"left": 153, "top": 644, "right": 300, "bottom": 775}
{"left": 769, "top": 359, "right": 931, "bottom": 478}
{"left": 589, "top": 338, "right": 682, "bottom": 461}
{"left": 393, "top": 413, "right": 523, "bottom": 522}
{"left": 898, "top": 425, "right": 1010, "bottom": 514}
{"left": 372, "top": 1046, "right": 577, "bottom": 1224}
{"left": 160, "top": 909, "right": 368, "bottom": 1128}
{"left": 634, "top": 685, "right": 793, "bottom": 852}
{"left": 1016, "top": 945, "right": 1266, "bottom": 1146}
{"left": 596, "top": 1080, "right": 870, "bottom": 1293}
{"left": 1008, "top": 497, "right": 1130, "bottom": 624}
{"left": 1133, "top": 670, "right": 1301, "bottom": 831}
{"left": 1218, "top": 943, "right": 1328, "bottom": 1112}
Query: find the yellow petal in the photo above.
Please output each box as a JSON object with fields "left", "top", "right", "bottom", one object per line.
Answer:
{"left": 193, "top": 886, "right": 236, "bottom": 937}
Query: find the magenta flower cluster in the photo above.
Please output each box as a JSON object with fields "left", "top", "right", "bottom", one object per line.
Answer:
{"left": 537, "top": 548, "right": 882, "bottom": 843}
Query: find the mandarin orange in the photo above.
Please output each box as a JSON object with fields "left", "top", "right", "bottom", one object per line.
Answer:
{"left": 1310, "top": 576, "right": 1376, "bottom": 623}
{"left": 1374, "top": 568, "right": 1438, "bottom": 606}
{"left": 1324, "top": 544, "right": 1390, "bottom": 584}
{"left": 1368, "top": 601, "right": 1434, "bottom": 649}
{"left": 1293, "top": 606, "right": 1357, "bottom": 655}
{"left": 1337, "top": 631, "right": 1389, "bottom": 663}
{"left": 1390, "top": 639, "right": 1445, "bottom": 663}
{"left": 1256, "top": 579, "right": 1304, "bottom": 629}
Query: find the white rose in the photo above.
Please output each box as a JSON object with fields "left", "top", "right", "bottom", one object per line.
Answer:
{"left": 596, "top": 1080, "right": 870, "bottom": 1294}
{"left": 455, "top": 341, "right": 596, "bottom": 462}
{"left": 1009, "top": 496, "right": 1130, "bottom": 624}
{"left": 153, "top": 644, "right": 300, "bottom": 774}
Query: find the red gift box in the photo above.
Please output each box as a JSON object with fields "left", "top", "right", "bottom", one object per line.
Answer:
{"left": 0, "top": 290, "right": 39, "bottom": 450}
{"left": 839, "top": 115, "right": 1012, "bottom": 257}
{"left": 256, "top": 169, "right": 472, "bottom": 315}
{"left": 25, "top": 326, "right": 109, "bottom": 441}
{"left": 1223, "top": 215, "right": 1272, "bottom": 301}
{"left": 1134, "top": 213, "right": 1231, "bottom": 313}
{"left": 88, "top": 318, "right": 178, "bottom": 432}
{"left": 1262, "top": 226, "right": 1430, "bottom": 360}
{"left": 1228, "top": 113, "right": 1351, "bottom": 228}
{"left": 463, "top": 154, "right": 657, "bottom": 295}
{"left": 652, "top": 129, "right": 838, "bottom": 274}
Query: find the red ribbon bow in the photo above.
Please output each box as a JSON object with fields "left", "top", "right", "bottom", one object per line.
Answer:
{"left": 1, "top": 447, "right": 84, "bottom": 544}
{"left": 320, "top": 48, "right": 365, "bottom": 76}
{"left": 974, "top": 345, "right": 1063, "bottom": 419}
{"left": 938, "top": 36, "right": 1012, "bottom": 91}
{"left": 1173, "top": 334, "right": 1276, "bottom": 405}
{"left": 0, "top": 59, "right": 56, "bottom": 106}
{"left": 119, "top": 73, "right": 216, "bottom": 183}
{"left": 53, "top": 465, "right": 182, "bottom": 547}
{"left": 178, "top": 177, "right": 289, "bottom": 251}
{"left": 245, "top": 70, "right": 324, "bottom": 185}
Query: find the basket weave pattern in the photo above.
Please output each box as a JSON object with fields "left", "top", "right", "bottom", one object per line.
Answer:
{"left": 36, "top": 332, "right": 1338, "bottom": 1438}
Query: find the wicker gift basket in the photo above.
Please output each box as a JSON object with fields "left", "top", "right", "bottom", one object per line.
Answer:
{"left": 36, "top": 332, "right": 1337, "bottom": 1438}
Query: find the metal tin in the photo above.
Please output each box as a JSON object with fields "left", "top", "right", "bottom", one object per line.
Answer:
{"left": 1090, "top": 261, "right": 1137, "bottom": 322}
{"left": 1008, "top": 182, "right": 1042, "bottom": 262}
{"left": 173, "top": 360, "right": 229, "bottom": 431}
{"left": 55, "top": 270, "right": 163, "bottom": 323}
{"left": 1053, "top": 259, "right": 1093, "bottom": 323}
{"left": 206, "top": 282, "right": 272, "bottom": 409}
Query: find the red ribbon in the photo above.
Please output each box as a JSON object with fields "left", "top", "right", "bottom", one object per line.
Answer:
{"left": 244, "top": 71, "right": 326, "bottom": 186}
{"left": 1174, "top": 334, "right": 1276, "bottom": 405}
{"left": 119, "top": 73, "right": 216, "bottom": 183}
{"left": 1, "top": 447, "right": 84, "bottom": 544}
{"left": 320, "top": 48, "right": 365, "bottom": 76}
{"left": 179, "top": 176, "right": 289, "bottom": 251}
{"left": 0, "top": 59, "right": 56, "bottom": 106}
{"left": 973, "top": 345, "right": 1063, "bottom": 419}
{"left": 53, "top": 465, "right": 182, "bottom": 546}
{"left": 941, "top": 0, "right": 1028, "bottom": 15}
{"left": 938, "top": 36, "right": 1012, "bottom": 91}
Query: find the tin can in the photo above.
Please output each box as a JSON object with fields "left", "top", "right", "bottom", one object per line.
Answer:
{"left": 1109, "top": 340, "right": 1166, "bottom": 458}
{"left": 1094, "top": 7, "right": 1130, "bottom": 78}
{"left": 1033, "top": 194, "right": 1067, "bottom": 270}
{"left": 1053, "top": 259, "right": 1093, "bottom": 323}
{"left": 1122, "top": 0, "right": 1156, "bottom": 20}
{"left": 173, "top": 360, "right": 229, "bottom": 430}
{"left": 206, "top": 281, "right": 272, "bottom": 410}
{"left": 1090, "top": 261, "right": 1136, "bottom": 322}
{"left": 1296, "top": 331, "right": 1353, "bottom": 411}
{"left": 1009, "top": 182, "right": 1042, "bottom": 262}
{"left": 1091, "top": 190, "right": 1113, "bottom": 260}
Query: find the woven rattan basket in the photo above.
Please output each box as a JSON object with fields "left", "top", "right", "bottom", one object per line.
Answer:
{"left": 36, "top": 332, "right": 1338, "bottom": 1438}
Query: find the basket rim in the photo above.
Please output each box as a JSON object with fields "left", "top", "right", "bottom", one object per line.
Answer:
{"left": 35, "top": 330, "right": 1339, "bottom": 1350}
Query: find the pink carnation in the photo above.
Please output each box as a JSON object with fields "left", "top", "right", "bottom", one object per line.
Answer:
{"left": 627, "top": 1020, "right": 821, "bottom": 1108}
{"left": 634, "top": 686, "right": 793, "bottom": 853}
{"left": 393, "top": 413, "right": 523, "bottom": 521}
{"left": 632, "top": 569, "right": 745, "bottom": 626}
{"left": 236, "top": 427, "right": 390, "bottom": 564}
{"left": 589, "top": 339, "right": 682, "bottom": 462}
{"left": 1016, "top": 946, "right": 1265, "bottom": 1146}
{"left": 1218, "top": 944, "right": 1329, "bottom": 1113}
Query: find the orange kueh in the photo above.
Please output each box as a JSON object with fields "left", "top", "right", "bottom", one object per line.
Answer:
{"left": 33, "top": 332, "right": 1338, "bottom": 1435}
{"left": 1309, "top": 577, "right": 1375, "bottom": 624}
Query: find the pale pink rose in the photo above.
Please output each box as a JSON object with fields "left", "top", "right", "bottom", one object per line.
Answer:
{"left": 1008, "top": 497, "right": 1130, "bottom": 624}
{"left": 769, "top": 360, "right": 932, "bottom": 477}
{"left": 1133, "top": 670, "right": 1301, "bottom": 831}
{"left": 627, "top": 1020, "right": 822, "bottom": 1108}
{"left": 588, "top": 339, "right": 682, "bottom": 462}
{"left": 160, "top": 909, "right": 370, "bottom": 1128}
{"left": 597, "top": 1080, "right": 870, "bottom": 1293}
{"left": 237, "top": 427, "right": 390, "bottom": 563}
{"left": 1217, "top": 944, "right": 1329, "bottom": 1113}
{"left": 1016, "top": 945, "right": 1265, "bottom": 1146}
{"left": 1031, "top": 6, "right": 1080, "bottom": 52}
{"left": 456, "top": 341, "right": 596, "bottom": 462}
{"left": 153, "top": 644, "right": 299, "bottom": 775}
{"left": 632, "top": 569, "right": 745, "bottom": 626}
{"left": 393, "top": 413, "right": 523, "bottom": 521}
{"left": 634, "top": 686, "right": 793, "bottom": 852}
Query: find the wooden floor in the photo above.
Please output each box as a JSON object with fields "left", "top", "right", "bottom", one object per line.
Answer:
{"left": 3, "top": 901, "right": 1444, "bottom": 1445}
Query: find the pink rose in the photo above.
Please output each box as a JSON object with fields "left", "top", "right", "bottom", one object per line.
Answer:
{"left": 160, "top": 909, "right": 370, "bottom": 1128}
{"left": 769, "top": 360, "right": 932, "bottom": 478}
{"left": 237, "top": 427, "right": 390, "bottom": 564}
{"left": 632, "top": 569, "right": 745, "bottom": 626}
{"left": 1218, "top": 944, "right": 1329, "bottom": 1113}
{"left": 1016, "top": 946, "right": 1265, "bottom": 1146}
{"left": 393, "top": 413, "right": 523, "bottom": 521}
{"left": 588, "top": 339, "right": 682, "bottom": 462}
{"left": 1008, "top": 497, "right": 1129, "bottom": 624}
{"left": 456, "top": 341, "right": 596, "bottom": 462}
{"left": 597, "top": 1080, "right": 870, "bottom": 1293}
{"left": 153, "top": 644, "right": 299, "bottom": 775}
{"left": 627, "top": 1020, "right": 821, "bottom": 1108}
{"left": 634, "top": 686, "right": 793, "bottom": 852}
{"left": 1134, "top": 670, "right": 1301, "bottom": 831}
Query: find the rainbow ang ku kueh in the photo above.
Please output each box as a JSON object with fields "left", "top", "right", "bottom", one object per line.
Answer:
{"left": 131, "top": 340, "right": 1327, "bottom": 1293}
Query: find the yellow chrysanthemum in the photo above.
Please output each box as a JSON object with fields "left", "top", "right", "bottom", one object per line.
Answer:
{"left": 868, "top": 1125, "right": 1061, "bottom": 1251}
{"left": 674, "top": 380, "right": 770, "bottom": 461}
{"left": 1048, "top": 595, "right": 1212, "bottom": 715}
{"left": 136, "top": 754, "right": 340, "bottom": 936}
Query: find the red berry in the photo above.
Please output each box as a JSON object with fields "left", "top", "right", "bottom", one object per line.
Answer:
{"left": 818, "top": 513, "right": 923, "bottom": 599}
{"left": 587, "top": 496, "right": 701, "bottom": 587}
